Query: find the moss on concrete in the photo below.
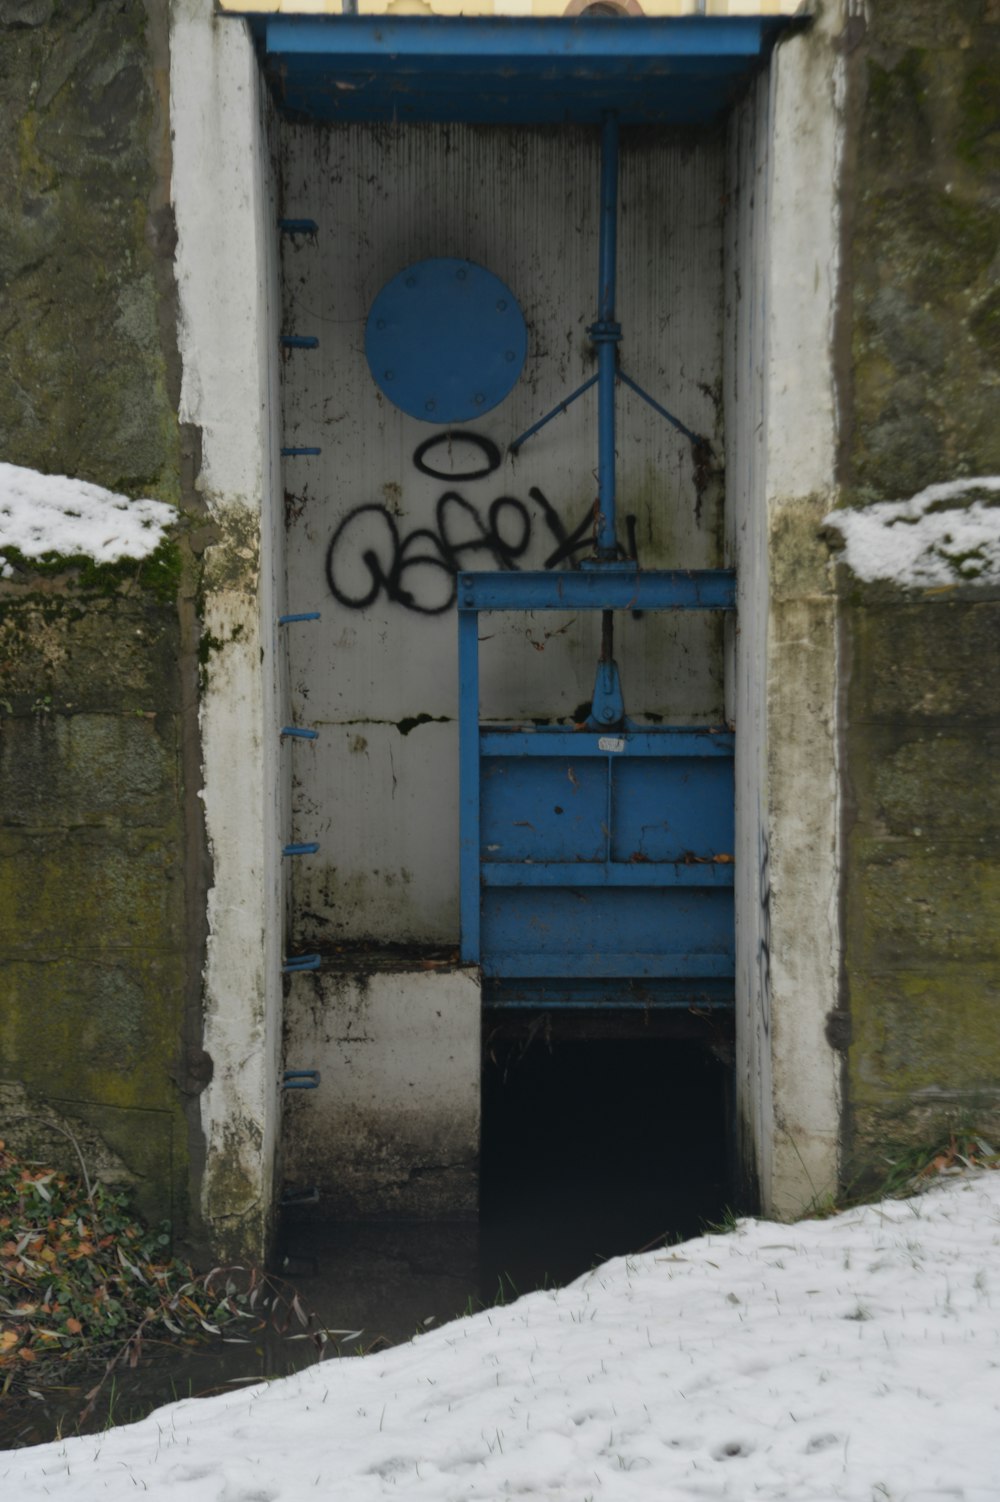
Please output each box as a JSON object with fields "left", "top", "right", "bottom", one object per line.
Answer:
{"left": 0, "top": 582, "right": 191, "bottom": 1232}
{"left": 0, "top": 0, "right": 180, "bottom": 497}
{"left": 842, "top": 594, "right": 1000, "bottom": 1182}
{"left": 838, "top": 0, "right": 1000, "bottom": 1183}
{"left": 0, "top": 591, "right": 184, "bottom": 716}
{"left": 0, "top": 536, "right": 184, "bottom": 607}
{"left": 0, "top": 0, "right": 205, "bottom": 1245}
{"left": 847, "top": 25, "right": 1000, "bottom": 504}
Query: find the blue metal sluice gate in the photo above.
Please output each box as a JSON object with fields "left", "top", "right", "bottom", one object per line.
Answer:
{"left": 458, "top": 571, "right": 735, "bottom": 1010}
{"left": 457, "top": 113, "right": 736, "bottom": 1013}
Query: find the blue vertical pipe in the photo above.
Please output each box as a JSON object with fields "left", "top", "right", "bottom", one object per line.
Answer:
{"left": 457, "top": 596, "right": 481, "bottom": 964}
{"left": 595, "top": 112, "right": 621, "bottom": 558}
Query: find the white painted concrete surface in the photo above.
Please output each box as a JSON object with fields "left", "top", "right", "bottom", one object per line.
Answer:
{"left": 282, "top": 967, "right": 481, "bottom": 1216}
{"left": 170, "top": 0, "right": 285, "bottom": 1256}
{"left": 723, "top": 10, "right": 845, "bottom": 1218}
{"left": 759, "top": 6, "right": 844, "bottom": 1217}
{"left": 725, "top": 67, "right": 775, "bottom": 1209}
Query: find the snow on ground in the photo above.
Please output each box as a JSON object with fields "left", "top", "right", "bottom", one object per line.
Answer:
{"left": 4, "top": 1174, "right": 1000, "bottom": 1501}
{"left": 0, "top": 464, "right": 175, "bottom": 571}
{"left": 825, "top": 477, "right": 1000, "bottom": 587}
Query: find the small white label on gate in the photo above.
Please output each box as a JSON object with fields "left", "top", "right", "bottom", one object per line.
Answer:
{"left": 599, "top": 737, "right": 625, "bottom": 753}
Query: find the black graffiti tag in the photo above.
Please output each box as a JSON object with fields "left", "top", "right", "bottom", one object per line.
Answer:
{"left": 413, "top": 431, "right": 502, "bottom": 482}
{"left": 325, "top": 432, "right": 597, "bottom": 615}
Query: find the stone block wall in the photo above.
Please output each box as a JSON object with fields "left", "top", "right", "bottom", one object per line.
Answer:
{"left": 837, "top": 0, "right": 1000, "bottom": 1181}
{"left": 0, "top": 0, "right": 207, "bottom": 1246}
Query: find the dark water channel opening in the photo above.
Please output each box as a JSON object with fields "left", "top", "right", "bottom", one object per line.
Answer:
{"left": 276, "top": 1029, "right": 733, "bottom": 1351}
{"left": 2, "top": 1030, "right": 732, "bottom": 1450}
{"left": 481, "top": 1027, "right": 732, "bottom": 1292}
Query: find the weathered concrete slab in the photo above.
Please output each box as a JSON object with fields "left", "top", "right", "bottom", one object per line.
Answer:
{"left": 283, "top": 965, "right": 481, "bottom": 1218}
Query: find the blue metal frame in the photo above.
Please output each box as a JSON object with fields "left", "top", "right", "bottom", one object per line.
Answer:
{"left": 459, "top": 568, "right": 735, "bottom": 613}
{"left": 458, "top": 570, "right": 735, "bottom": 998}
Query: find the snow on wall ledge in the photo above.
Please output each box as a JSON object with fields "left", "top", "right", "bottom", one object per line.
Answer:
{"left": 0, "top": 464, "right": 175, "bottom": 569}
{"left": 826, "top": 477, "right": 1000, "bottom": 588}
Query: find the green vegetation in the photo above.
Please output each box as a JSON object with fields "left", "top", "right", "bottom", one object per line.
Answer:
{"left": 0, "top": 536, "right": 183, "bottom": 606}
{"left": 0, "top": 1140, "right": 324, "bottom": 1424}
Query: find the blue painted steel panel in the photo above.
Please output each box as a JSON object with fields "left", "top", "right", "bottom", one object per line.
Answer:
{"left": 257, "top": 17, "right": 797, "bottom": 127}
{"left": 611, "top": 758, "right": 733, "bottom": 862}
{"left": 484, "top": 954, "right": 735, "bottom": 980}
{"left": 480, "top": 885, "right": 734, "bottom": 977}
{"left": 479, "top": 733, "right": 734, "bottom": 982}
{"left": 458, "top": 568, "right": 735, "bottom": 613}
{"left": 365, "top": 258, "right": 527, "bottom": 424}
{"left": 482, "top": 756, "right": 608, "bottom": 864}
{"left": 481, "top": 750, "right": 734, "bottom": 866}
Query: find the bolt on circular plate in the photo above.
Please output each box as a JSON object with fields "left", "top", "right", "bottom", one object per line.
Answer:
{"left": 365, "top": 258, "right": 527, "bottom": 424}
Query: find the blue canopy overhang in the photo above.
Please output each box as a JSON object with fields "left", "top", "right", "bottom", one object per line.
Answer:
{"left": 247, "top": 15, "right": 803, "bottom": 127}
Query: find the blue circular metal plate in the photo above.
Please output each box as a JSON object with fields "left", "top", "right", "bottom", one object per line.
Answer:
{"left": 365, "top": 258, "right": 527, "bottom": 424}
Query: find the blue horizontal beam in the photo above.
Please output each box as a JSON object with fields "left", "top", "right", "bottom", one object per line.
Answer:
{"left": 486, "top": 995, "right": 732, "bottom": 1011}
{"left": 458, "top": 568, "right": 735, "bottom": 613}
{"left": 267, "top": 16, "right": 772, "bottom": 61}
{"left": 257, "top": 15, "right": 798, "bottom": 127}
{"left": 479, "top": 728, "right": 733, "bottom": 757}
{"left": 481, "top": 861, "right": 733, "bottom": 888}
{"left": 484, "top": 976, "right": 734, "bottom": 1010}
{"left": 482, "top": 952, "right": 735, "bottom": 980}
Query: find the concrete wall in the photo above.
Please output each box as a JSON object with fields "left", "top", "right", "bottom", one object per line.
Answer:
{"left": 0, "top": 0, "right": 288, "bottom": 1263}
{"left": 283, "top": 965, "right": 480, "bottom": 1216}
{"left": 723, "top": 5, "right": 848, "bottom": 1219}
{"left": 835, "top": 0, "right": 1000, "bottom": 1182}
{"left": 0, "top": 0, "right": 205, "bottom": 1241}
{"left": 170, "top": 0, "right": 286, "bottom": 1260}
{"left": 725, "top": 68, "right": 774, "bottom": 1208}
